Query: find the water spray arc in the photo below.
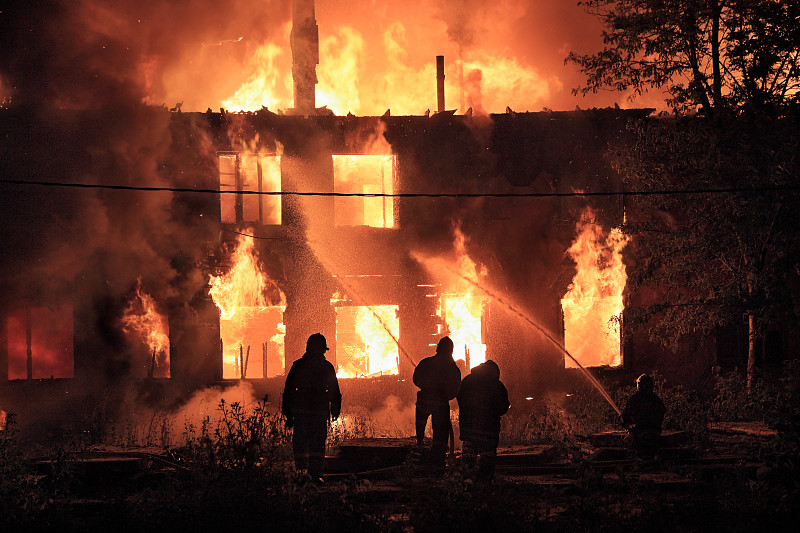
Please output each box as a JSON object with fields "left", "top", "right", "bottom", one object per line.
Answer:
{"left": 330, "top": 272, "right": 418, "bottom": 369}
{"left": 305, "top": 244, "right": 418, "bottom": 369}
{"left": 445, "top": 266, "right": 621, "bottom": 415}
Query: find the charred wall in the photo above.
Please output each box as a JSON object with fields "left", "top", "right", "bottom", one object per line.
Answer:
{"left": 184, "top": 108, "right": 649, "bottom": 392}
{"left": 1, "top": 106, "right": 661, "bottom": 424}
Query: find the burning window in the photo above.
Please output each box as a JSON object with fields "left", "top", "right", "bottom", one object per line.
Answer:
{"left": 423, "top": 225, "right": 489, "bottom": 371}
{"left": 218, "top": 307, "right": 285, "bottom": 379}
{"left": 333, "top": 303, "right": 400, "bottom": 378}
{"left": 561, "top": 211, "right": 628, "bottom": 368}
{"left": 439, "top": 294, "right": 488, "bottom": 370}
{"left": 5, "top": 306, "right": 74, "bottom": 380}
{"left": 333, "top": 155, "right": 395, "bottom": 228}
{"left": 219, "top": 153, "right": 281, "bottom": 225}
{"left": 120, "top": 280, "right": 170, "bottom": 378}
{"left": 209, "top": 235, "right": 286, "bottom": 379}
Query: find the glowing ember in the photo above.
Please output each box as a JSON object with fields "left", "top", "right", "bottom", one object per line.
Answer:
{"left": 561, "top": 209, "right": 629, "bottom": 367}
{"left": 121, "top": 279, "right": 170, "bottom": 377}
{"left": 334, "top": 304, "right": 400, "bottom": 378}
{"left": 209, "top": 235, "right": 286, "bottom": 379}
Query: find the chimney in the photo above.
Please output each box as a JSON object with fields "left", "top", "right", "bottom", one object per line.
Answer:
{"left": 436, "top": 55, "right": 445, "bottom": 113}
{"left": 291, "top": 0, "right": 319, "bottom": 114}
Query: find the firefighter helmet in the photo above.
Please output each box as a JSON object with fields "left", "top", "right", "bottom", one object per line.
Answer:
{"left": 306, "top": 333, "right": 329, "bottom": 353}
{"left": 436, "top": 336, "right": 454, "bottom": 356}
{"left": 636, "top": 373, "right": 654, "bottom": 393}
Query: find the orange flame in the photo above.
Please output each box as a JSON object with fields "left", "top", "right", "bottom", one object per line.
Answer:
{"left": 440, "top": 226, "right": 488, "bottom": 369}
{"left": 411, "top": 225, "right": 488, "bottom": 370}
{"left": 314, "top": 26, "right": 558, "bottom": 115}
{"left": 221, "top": 23, "right": 293, "bottom": 112}
{"left": 209, "top": 234, "right": 286, "bottom": 379}
{"left": 561, "top": 210, "right": 629, "bottom": 367}
{"left": 221, "top": 21, "right": 559, "bottom": 115}
{"left": 334, "top": 303, "right": 400, "bottom": 379}
{"left": 121, "top": 279, "right": 170, "bottom": 377}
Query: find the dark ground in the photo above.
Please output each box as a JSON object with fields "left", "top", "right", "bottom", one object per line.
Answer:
{"left": 3, "top": 423, "right": 798, "bottom": 532}
{"left": 3, "top": 366, "right": 800, "bottom": 532}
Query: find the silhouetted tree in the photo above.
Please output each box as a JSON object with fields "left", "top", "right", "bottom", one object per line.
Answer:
{"left": 619, "top": 113, "right": 800, "bottom": 389}
{"left": 567, "top": 0, "right": 800, "bottom": 114}
{"left": 570, "top": 0, "right": 800, "bottom": 389}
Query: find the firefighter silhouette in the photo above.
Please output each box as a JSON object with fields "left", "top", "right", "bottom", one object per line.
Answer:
{"left": 413, "top": 336, "right": 462, "bottom": 467}
{"left": 620, "top": 373, "right": 666, "bottom": 458}
{"left": 457, "top": 359, "right": 510, "bottom": 479}
{"left": 282, "top": 333, "right": 341, "bottom": 482}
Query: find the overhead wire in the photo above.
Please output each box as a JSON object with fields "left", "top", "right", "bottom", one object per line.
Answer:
{"left": 1, "top": 178, "right": 799, "bottom": 198}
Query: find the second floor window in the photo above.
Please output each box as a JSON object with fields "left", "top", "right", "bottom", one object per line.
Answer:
{"left": 333, "top": 155, "right": 395, "bottom": 228}
{"left": 219, "top": 153, "right": 282, "bottom": 225}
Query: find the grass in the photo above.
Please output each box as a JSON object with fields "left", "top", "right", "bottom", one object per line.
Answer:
{"left": 2, "top": 362, "right": 799, "bottom": 531}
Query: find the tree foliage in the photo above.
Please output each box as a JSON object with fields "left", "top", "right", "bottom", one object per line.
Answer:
{"left": 619, "top": 112, "right": 800, "bottom": 367}
{"left": 567, "top": 0, "right": 800, "bottom": 113}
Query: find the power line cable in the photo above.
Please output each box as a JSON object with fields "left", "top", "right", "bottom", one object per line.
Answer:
{"left": 2, "top": 178, "right": 799, "bottom": 198}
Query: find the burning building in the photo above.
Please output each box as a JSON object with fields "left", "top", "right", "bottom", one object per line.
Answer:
{"left": 0, "top": 101, "right": 656, "bottom": 422}
{"left": 0, "top": 0, "right": 713, "bottom": 436}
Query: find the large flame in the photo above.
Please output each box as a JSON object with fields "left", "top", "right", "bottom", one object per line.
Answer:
{"left": 220, "top": 20, "right": 559, "bottom": 115}
{"left": 440, "top": 225, "right": 488, "bottom": 369}
{"left": 221, "top": 23, "right": 294, "bottom": 112}
{"left": 334, "top": 302, "right": 400, "bottom": 378}
{"left": 121, "top": 279, "right": 170, "bottom": 377}
{"left": 209, "top": 235, "right": 286, "bottom": 378}
{"left": 561, "top": 210, "right": 629, "bottom": 367}
{"left": 411, "top": 225, "right": 488, "bottom": 370}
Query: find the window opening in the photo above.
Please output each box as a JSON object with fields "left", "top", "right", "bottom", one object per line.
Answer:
{"left": 333, "top": 301, "right": 400, "bottom": 378}
{"left": 6, "top": 305, "right": 74, "bottom": 379}
{"left": 332, "top": 155, "right": 395, "bottom": 228}
{"left": 219, "top": 153, "right": 281, "bottom": 225}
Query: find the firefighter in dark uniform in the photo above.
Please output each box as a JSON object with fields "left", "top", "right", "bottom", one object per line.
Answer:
{"left": 457, "top": 359, "right": 510, "bottom": 479}
{"left": 413, "top": 336, "right": 462, "bottom": 466}
{"left": 620, "top": 373, "right": 666, "bottom": 458}
{"left": 282, "top": 333, "right": 342, "bottom": 482}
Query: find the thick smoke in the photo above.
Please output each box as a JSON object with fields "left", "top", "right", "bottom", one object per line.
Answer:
{"left": 0, "top": 1, "right": 638, "bottom": 115}
{"left": 0, "top": 0, "right": 292, "bottom": 110}
{"left": 0, "top": 1, "right": 274, "bottom": 384}
{"left": 0, "top": 1, "right": 293, "bottom": 311}
{"left": 1, "top": 0, "right": 629, "bottom": 437}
